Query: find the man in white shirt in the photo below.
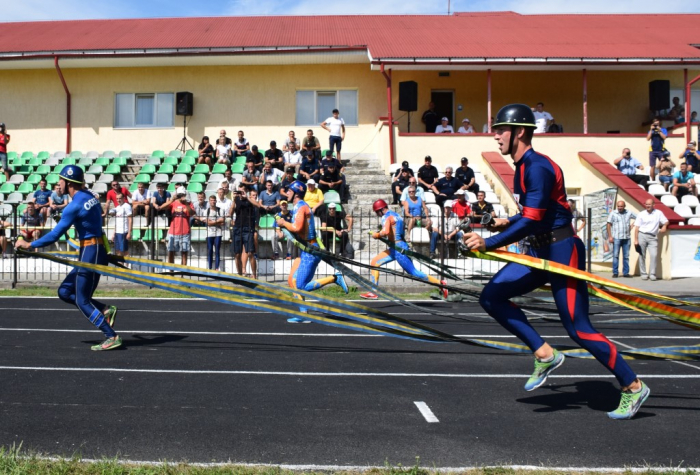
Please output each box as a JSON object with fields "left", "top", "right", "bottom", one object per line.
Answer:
{"left": 131, "top": 182, "right": 152, "bottom": 226}
{"left": 633, "top": 198, "right": 668, "bottom": 281}
{"left": 532, "top": 102, "right": 553, "bottom": 134}
{"left": 321, "top": 108, "right": 346, "bottom": 161}
{"left": 258, "top": 162, "right": 284, "bottom": 191}
{"left": 283, "top": 142, "right": 303, "bottom": 174}
{"left": 435, "top": 117, "right": 454, "bottom": 134}
{"left": 216, "top": 187, "right": 233, "bottom": 217}
{"left": 108, "top": 192, "right": 132, "bottom": 257}
{"left": 457, "top": 118, "right": 475, "bottom": 133}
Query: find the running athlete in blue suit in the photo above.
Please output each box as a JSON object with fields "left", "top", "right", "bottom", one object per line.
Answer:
{"left": 464, "top": 104, "right": 649, "bottom": 419}
{"left": 360, "top": 199, "right": 447, "bottom": 300}
{"left": 276, "top": 180, "right": 349, "bottom": 323}
{"left": 15, "top": 165, "right": 121, "bottom": 351}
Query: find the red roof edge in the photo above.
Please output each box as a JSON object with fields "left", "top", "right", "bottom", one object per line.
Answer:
{"left": 578, "top": 152, "right": 684, "bottom": 224}
{"left": 482, "top": 151, "right": 515, "bottom": 193}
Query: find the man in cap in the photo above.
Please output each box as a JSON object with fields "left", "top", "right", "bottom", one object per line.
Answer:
{"left": 320, "top": 202, "right": 352, "bottom": 256}
{"left": 15, "top": 165, "right": 120, "bottom": 351}
{"left": 455, "top": 157, "right": 479, "bottom": 194}
{"left": 435, "top": 117, "right": 454, "bottom": 134}
{"left": 303, "top": 179, "right": 324, "bottom": 215}
{"left": 392, "top": 166, "right": 413, "bottom": 205}
{"left": 361, "top": 199, "right": 447, "bottom": 300}
{"left": 458, "top": 118, "right": 475, "bottom": 134}
{"left": 417, "top": 155, "right": 439, "bottom": 192}
{"left": 464, "top": 104, "right": 648, "bottom": 420}
{"left": 164, "top": 186, "right": 195, "bottom": 266}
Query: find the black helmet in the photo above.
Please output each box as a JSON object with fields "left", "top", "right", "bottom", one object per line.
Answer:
{"left": 492, "top": 104, "right": 536, "bottom": 129}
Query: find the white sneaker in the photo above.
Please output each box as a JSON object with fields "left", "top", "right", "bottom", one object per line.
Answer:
{"left": 641, "top": 275, "right": 649, "bottom": 280}
{"left": 650, "top": 275, "right": 657, "bottom": 281}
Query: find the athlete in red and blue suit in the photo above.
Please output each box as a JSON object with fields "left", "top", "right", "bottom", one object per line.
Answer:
{"left": 464, "top": 104, "right": 649, "bottom": 419}
{"left": 15, "top": 165, "right": 121, "bottom": 351}
{"left": 277, "top": 180, "right": 348, "bottom": 322}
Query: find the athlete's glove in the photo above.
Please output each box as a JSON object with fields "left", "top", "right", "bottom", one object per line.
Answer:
{"left": 274, "top": 214, "right": 282, "bottom": 222}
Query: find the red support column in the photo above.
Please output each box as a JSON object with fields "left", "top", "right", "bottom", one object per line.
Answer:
{"left": 54, "top": 56, "right": 71, "bottom": 154}
{"left": 583, "top": 69, "right": 588, "bottom": 134}
{"left": 685, "top": 71, "right": 700, "bottom": 143}
{"left": 381, "top": 64, "right": 396, "bottom": 165}
{"left": 487, "top": 69, "right": 492, "bottom": 133}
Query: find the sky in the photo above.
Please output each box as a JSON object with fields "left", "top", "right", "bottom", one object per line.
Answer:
{"left": 2, "top": 0, "right": 699, "bottom": 21}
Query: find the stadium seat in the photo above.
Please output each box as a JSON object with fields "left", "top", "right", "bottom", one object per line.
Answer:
{"left": 324, "top": 190, "right": 341, "bottom": 204}
{"left": 141, "top": 229, "right": 163, "bottom": 242}
{"left": 28, "top": 158, "right": 42, "bottom": 167}
{"left": 157, "top": 164, "right": 174, "bottom": 174}
{"left": 190, "top": 173, "right": 207, "bottom": 184}
{"left": 681, "top": 195, "right": 700, "bottom": 208}
{"left": 0, "top": 175, "right": 5, "bottom": 183}
{"left": 61, "top": 157, "right": 76, "bottom": 166}
{"left": 133, "top": 174, "right": 151, "bottom": 184}
{"left": 94, "top": 157, "right": 109, "bottom": 167}
{"left": 484, "top": 191, "right": 500, "bottom": 203}
{"left": 97, "top": 174, "right": 114, "bottom": 184}
{"left": 86, "top": 151, "right": 100, "bottom": 159}
{"left": 688, "top": 217, "right": 700, "bottom": 226}
{"left": 185, "top": 150, "right": 198, "bottom": 158}
{"left": 140, "top": 164, "right": 157, "bottom": 175}
{"left": 148, "top": 183, "right": 159, "bottom": 192}
{"left": 69, "top": 151, "right": 84, "bottom": 159}
{"left": 52, "top": 151, "right": 66, "bottom": 160}
{"left": 78, "top": 157, "right": 94, "bottom": 166}
{"left": 233, "top": 156, "right": 247, "bottom": 166}
{"left": 83, "top": 173, "right": 96, "bottom": 185}
{"left": 660, "top": 195, "right": 679, "bottom": 208}
{"left": 8, "top": 174, "right": 24, "bottom": 184}
{"left": 194, "top": 164, "right": 210, "bottom": 175}
{"left": 151, "top": 150, "right": 165, "bottom": 159}
{"left": 187, "top": 182, "right": 203, "bottom": 193}
{"left": 112, "top": 157, "right": 127, "bottom": 167}
{"left": 205, "top": 182, "right": 220, "bottom": 193}
{"left": 152, "top": 173, "right": 169, "bottom": 184}
{"left": 0, "top": 203, "right": 11, "bottom": 216}
{"left": 129, "top": 183, "right": 139, "bottom": 192}
{"left": 16, "top": 165, "right": 33, "bottom": 176}
{"left": 17, "top": 182, "right": 34, "bottom": 194}
{"left": 35, "top": 165, "right": 51, "bottom": 175}
{"left": 87, "top": 165, "right": 103, "bottom": 175}
{"left": 26, "top": 174, "right": 42, "bottom": 185}
{"left": 91, "top": 183, "right": 108, "bottom": 195}
{"left": 259, "top": 215, "right": 276, "bottom": 228}
{"left": 427, "top": 203, "right": 442, "bottom": 220}
{"left": 163, "top": 157, "right": 178, "bottom": 166}
{"left": 190, "top": 228, "right": 207, "bottom": 242}
{"left": 230, "top": 163, "right": 245, "bottom": 174}
{"left": 171, "top": 173, "right": 189, "bottom": 184}
{"left": 167, "top": 183, "right": 177, "bottom": 192}
{"left": 5, "top": 192, "right": 23, "bottom": 203}
{"left": 181, "top": 156, "right": 195, "bottom": 166}
{"left": 36, "top": 151, "right": 50, "bottom": 161}
{"left": 45, "top": 174, "right": 60, "bottom": 186}
{"left": 208, "top": 173, "right": 224, "bottom": 184}
{"left": 212, "top": 164, "right": 228, "bottom": 174}
{"left": 6, "top": 152, "right": 17, "bottom": 161}
{"left": 467, "top": 191, "right": 477, "bottom": 203}
{"left": 674, "top": 204, "right": 696, "bottom": 219}
{"left": 168, "top": 150, "right": 183, "bottom": 158}
{"left": 44, "top": 157, "right": 60, "bottom": 167}
{"left": 648, "top": 184, "right": 669, "bottom": 197}
{"left": 175, "top": 164, "right": 192, "bottom": 174}
{"left": 423, "top": 192, "right": 436, "bottom": 204}
{"left": 119, "top": 151, "right": 132, "bottom": 159}
{"left": 492, "top": 204, "right": 507, "bottom": 218}
{"left": 20, "top": 151, "right": 34, "bottom": 161}
{"left": 409, "top": 227, "right": 431, "bottom": 243}
{"left": 146, "top": 157, "right": 161, "bottom": 166}
{"left": 105, "top": 164, "right": 121, "bottom": 175}
{"left": 101, "top": 151, "right": 116, "bottom": 158}
{"left": 388, "top": 163, "right": 401, "bottom": 176}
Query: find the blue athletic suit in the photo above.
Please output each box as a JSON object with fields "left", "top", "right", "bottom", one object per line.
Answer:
{"left": 480, "top": 149, "right": 636, "bottom": 386}
{"left": 30, "top": 189, "right": 116, "bottom": 338}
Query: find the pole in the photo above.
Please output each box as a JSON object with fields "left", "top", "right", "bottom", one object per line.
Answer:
{"left": 583, "top": 69, "right": 588, "bottom": 134}
{"left": 380, "top": 64, "right": 396, "bottom": 165}
{"left": 54, "top": 57, "right": 71, "bottom": 154}
{"left": 587, "top": 207, "right": 592, "bottom": 274}
{"left": 407, "top": 111, "right": 411, "bottom": 133}
{"left": 487, "top": 69, "right": 492, "bottom": 133}
{"left": 12, "top": 202, "right": 18, "bottom": 288}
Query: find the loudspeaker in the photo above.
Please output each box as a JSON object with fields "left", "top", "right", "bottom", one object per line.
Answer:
{"left": 649, "top": 80, "right": 670, "bottom": 111}
{"left": 176, "top": 92, "right": 193, "bottom": 116}
{"left": 398, "top": 81, "right": 418, "bottom": 112}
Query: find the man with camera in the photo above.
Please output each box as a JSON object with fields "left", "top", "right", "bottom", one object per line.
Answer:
{"left": 165, "top": 186, "right": 195, "bottom": 266}
{"left": 614, "top": 148, "right": 649, "bottom": 189}
{"left": 230, "top": 185, "right": 259, "bottom": 279}
{"left": 646, "top": 118, "right": 667, "bottom": 181}
{"left": 679, "top": 140, "right": 700, "bottom": 174}
{"left": 657, "top": 152, "right": 676, "bottom": 191}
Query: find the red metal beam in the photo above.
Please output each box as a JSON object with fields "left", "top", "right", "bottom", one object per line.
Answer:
{"left": 54, "top": 56, "right": 71, "bottom": 154}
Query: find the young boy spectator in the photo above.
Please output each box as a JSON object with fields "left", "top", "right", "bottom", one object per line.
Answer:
{"left": 272, "top": 200, "right": 294, "bottom": 260}
{"left": 32, "top": 179, "right": 53, "bottom": 219}
{"left": 108, "top": 192, "right": 132, "bottom": 258}
{"left": 165, "top": 186, "right": 194, "bottom": 265}
{"left": 131, "top": 182, "right": 152, "bottom": 226}
{"left": 48, "top": 183, "right": 70, "bottom": 220}
{"left": 150, "top": 183, "right": 172, "bottom": 224}
{"left": 20, "top": 202, "right": 44, "bottom": 244}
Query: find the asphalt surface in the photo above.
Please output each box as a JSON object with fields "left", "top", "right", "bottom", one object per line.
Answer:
{"left": 0, "top": 296, "right": 699, "bottom": 468}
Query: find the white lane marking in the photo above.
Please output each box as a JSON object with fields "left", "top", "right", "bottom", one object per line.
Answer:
{"left": 0, "top": 327, "right": 698, "bottom": 340}
{"left": 414, "top": 401, "right": 439, "bottom": 423}
{"left": 609, "top": 338, "right": 700, "bottom": 372}
{"left": 0, "top": 366, "right": 698, "bottom": 378}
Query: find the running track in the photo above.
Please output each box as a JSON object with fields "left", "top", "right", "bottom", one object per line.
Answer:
{"left": 0, "top": 297, "right": 698, "bottom": 469}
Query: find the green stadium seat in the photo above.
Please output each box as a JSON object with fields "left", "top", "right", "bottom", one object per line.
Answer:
{"left": 157, "top": 164, "right": 174, "bottom": 174}
{"left": 17, "top": 203, "right": 27, "bottom": 215}
{"left": 151, "top": 150, "right": 165, "bottom": 159}
{"left": 0, "top": 175, "right": 5, "bottom": 183}
{"left": 20, "top": 152, "right": 34, "bottom": 161}
{"left": 234, "top": 156, "right": 247, "bottom": 166}
{"left": 230, "top": 163, "right": 245, "bottom": 174}
{"left": 69, "top": 151, "right": 83, "bottom": 159}
{"left": 112, "top": 157, "right": 127, "bottom": 167}
{"left": 131, "top": 229, "right": 141, "bottom": 240}
{"left": 168, "top": 150, "right": 183, "bottom": 158}
{"left": 129, "top": 182, "right": 139, "bottom": 192}
{"left": 102, "top": 151, "right": 116, "bottom": 158}
{"left": 37, "top": 151, "right": 50, "bottom": 161}
{"left": 181, "top": 156, "right": 195, "bottom": 166}
{"left": 212, "top": 163, "right": 228, "bottom": 174}
{"left": 7, "top": 152, "right": 17, "bottom": 161}
{"left": 133, "top": 174, "right": 151, "bottom": 184}
{"left": 27, "top": 158, "right": 42, "bottom": 167}
{"left": 259, "top": 215, "right": 276, "bottom": 228}
{"left": 35, "top": 165, "right": 51, "bottom": 175}
{"left": 61, "top": 157, "right": 76, "bottom": 166}
{"left": 105, "top": 164, "right": 121, "bottom": 175}
{"left": 193, "top": 164, "right": 210, "bottom": 175}
{"left": 45, "top": 174, "right": 60, "bottom": 186}
{"left": 141, "top": 229, "right": 163, "bottom": 242}
{"left": 163, "top": 157, "right": 178, "bottom": 166}
{"left": 26, "top": 174, "right": 42, "bottom": 185}
{"left": 0, "top": 183, "right": 15, "bottom": 194}
{"left": 16, "top": 165, "right": 33, "bottom": 176}
{"left": 17, "top": 182, "right": 34, "bottom": 194}
{"left": 140, "top": 164, "right": 157, "bottom": 175}
{"left": 94, "top": 157, "right": 110, "bottom": 167}
{"left": 167, "top": 183, "right": 177, "bottom": 192}
{"left": 190, "top": 173, "right": 207, "bottom": 184}
{"left": 175, "top": 164, "right": 192, "bottom": 174}
{"left": 324, "top": 190, "right": 341, "bottom": 204}
{"left": 119, "top": 150, "right": 132, "bottom": 158}
{"left": 185, "top": 150, "right": 198, "bottom": 158}
{"left": 187, "top": 182, "right": 203, "bottom": 193}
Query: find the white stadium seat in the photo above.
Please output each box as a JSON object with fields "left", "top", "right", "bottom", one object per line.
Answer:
{"left": 648, "top": 184, "right": 669, "bottom": 197}
{"left": 660, "top": 195, "right": 679, "bottom": 208}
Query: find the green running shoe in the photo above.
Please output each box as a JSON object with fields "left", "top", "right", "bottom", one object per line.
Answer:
{"left": 607, "top": 380, "right": 650, "bottom": 420}
{"left": 104, "top": 305, "right": 118, "bottom": 328}
{"left": 91, "top": 335, "right": 122, "bottom": 351}
{"left": 524, "top": 349, "right": 565, "bottom": 391}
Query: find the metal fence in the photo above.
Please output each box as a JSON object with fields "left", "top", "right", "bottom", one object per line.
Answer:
{"left": 0, "top": 202, "right": 506, "bottom": 287}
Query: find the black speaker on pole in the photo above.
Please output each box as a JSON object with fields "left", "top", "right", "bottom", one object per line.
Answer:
{"left": 176, "top": 91, "right": 193, "bottom": 116}
{"left": 649, "top": 80, "right": 670, "bottom": 111}
{"left": 398, "top": 81, "right": 418, "bottom": 112}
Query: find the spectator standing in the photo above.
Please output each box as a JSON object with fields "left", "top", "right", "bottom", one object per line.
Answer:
{"left": 457, "top": 118, "right": 475, "bottom": 134}
{"left": 299, "top": 153, "right": 321, "bottom": 184}
{"left": 49, "top": 183, "right": 70, "bottom": 219}
{"left": 321, "top": 109, "right": 346, "bottom": 161}
{"left": 392, "top": 167, "right": 412, "bottom": 205}
{"left": 20, "top": 202, "right": 44, "bottom": 243}
{"left": 568, "top": 199, "right": 587, "bottom": 235}
{"left": 150, "top": 183, "right": 172, "bottom": 224}
{"left": 417, "top": 156, "right": 439, "bottom": 192}
{"left": 259, "top": 162, "right": 284, "bottom": 190}
{"left": 399, "top": 177, "right": 424, "bottom": 204}
{"left": 206, "top": 195, "right": 225, "bottom": 271}
{"left": 265, "top": 140, "right": 285, "bottom": 171}
{"left": 302, "top": 129, "right": 321, "bottom": 160}
{"left": 634, "top": 199, "right": 668, "bottom": 281}
{"left": 197, "top": 136, "right": 214, "bottom": 169}
{"left": 680, "top": 141, "right": 700, "bottom": 174}
{"left": 131, "top": 182, "right": 152, "bottom": 226}
{"left": 320, "top": 202, "right": 353, "bottom": 256}
{"left": 233, "top": 130, "right": 250, "bottom": 157}
{"left": 0, "top": 123, "right": 10, "bottom": 182}
{"left": 241, "top": 161, "right": 260, "bottom": 192}
{"left": 303, "top": 179, "right": 324, "bottom": 215}
{"left": 471, "top": 191, "right": 494, "bottom": 218}
{"left": 32, "top": 179, "right": 53, "bottom": 220}
{"left": 455, "top": 157, "right": 479, "bottom": 194}
{"left": 646, "top": 118, "right": 667, "bottom": 181}
{"left": 165, "top": 187, "right": 194, "bottom": 266}
{"left": 230, "top": 186, "right": 259, "bottom": 279}
{"left": 614, "top": 148, "right": 648, "bottom": 189}
{"left": 429, "top": 200, "right": 460, "bottom": 259}
{"left": 657, "top": 154, "right": 676, "bottom": 191}
{"left": 318, "top": 162, "right": 345, "bottom": 201}
{"left": 606, "top": 200, "right": 636, "bottom": 278}
{"left": 108, "top": 192, "right": 132, "bottom": 258}
{"left": 216, "top": 187, "right": 233, "bottom": 216}
{"left": 451, "top": 190, "right": 472, "bottom": 219}
{"left": 191, "top": 192, "right": 208, "bottom": 227}
{"left": 104, "top": 180, "right": 132, "bottom": 218}
{"left": 258, "top": 180, "right": 281, "bottom": 215}
{"left": 671, "top": 162, "right": 697, "bottom": 198}
{"left": 421, "top": 102, "right": 440, "bottom": 133}
{"left": 435, "top": 117, "right": 454, "bottom": 134}
{"left": 403, "top": 186, "right": 431, "bottom": 243}
{"left": 216, "top": 136, "right": 232, "bottom": 165}
{"left": 283, "top": 130, "right": 301, "bottom": 152}
{"left": 272, "top": 200, "right": 294, "bottom": 260}
{"left": 283, "top": 142, "right": 303, "bottom": 174}
{"left": 431, "top": 166, "right": 461, "bottom": 207}
{"left": 532, "top": 103, "right": 553, "bottom": 134}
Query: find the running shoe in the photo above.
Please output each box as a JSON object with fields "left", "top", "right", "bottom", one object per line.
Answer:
{"left": 524, "top": 349, "right": 565, "bottom": 391}
{"left": 91, "top": 335, "right": 123, "bottom": 351}
{"left": 335, "top": 271, "right": 349, "bottom": 294}
{"left": 360, "top": 292, "right": 378, "bottom": 300}
{"left": 104, "top": 305, "right": 118, "bottom": 328}
{"left": 607, "top": 380, "right": 650, "bottom": 420}
{"left": 287, "top": 317, "right": 312, "bottom": 324}
{"left": 440, "top": 280, "right": 449, "bottom": 299}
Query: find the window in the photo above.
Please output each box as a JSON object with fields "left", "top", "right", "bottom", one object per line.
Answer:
{"left": 295, "top": 90, "right": 358, "bottom": 126}
{"left": 115, "top": 93, "right": 174, "bottom": 128}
